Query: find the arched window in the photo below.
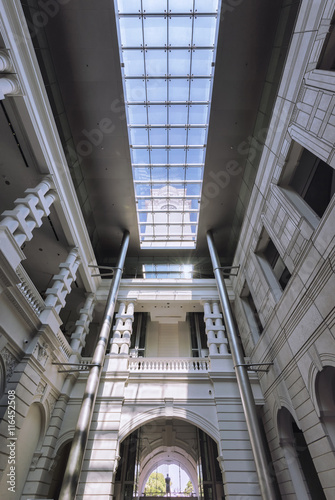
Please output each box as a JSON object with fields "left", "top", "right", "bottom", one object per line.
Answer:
{"left": 278, "top": 407, "right": 326, "bottom": 499}
{"left": 316, "top": 366, "right": 335, "bottom": 450}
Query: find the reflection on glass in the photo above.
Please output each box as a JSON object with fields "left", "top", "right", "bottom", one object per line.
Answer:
{"left": 133, "top": 167, "right": 150, "bottom": 180}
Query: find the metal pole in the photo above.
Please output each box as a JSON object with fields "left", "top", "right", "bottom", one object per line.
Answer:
{"left": 206, "top": 230, "right": 277, "bottom": 500}
{"left": 59, "top": 230, "right": 130, "bottom": 500}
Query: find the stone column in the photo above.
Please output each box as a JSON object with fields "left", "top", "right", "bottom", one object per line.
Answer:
{"left": 203, "top": 301, "right": 229, "bottom": 355}
{"left": 70, "top": 293, "right": 96, "bottom": 355}
{"left": 0, "top": 75, "right": 20, "bottom": 99}
{"left": 0, "top": 50, "right": 12, "bottom": 72}
{"left": 44, "top": 248, "right": 81, "bottom": 314}
{"left": 0, "top": 176, "right": 57, "bottom": 248}
{"left": 110, "top": 301, "right": 135, "bottom": 355}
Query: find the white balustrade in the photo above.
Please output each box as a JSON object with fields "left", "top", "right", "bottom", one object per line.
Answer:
{"left": 16, "top": 265, "right": 45, "bottom": 315}
{"left": 129, "top": 357, "right": 209, "bottom": 372}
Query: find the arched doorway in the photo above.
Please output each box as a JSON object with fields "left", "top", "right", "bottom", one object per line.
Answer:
{"left": 278, "top": 407, "right": 326, "bottom": 499}
{"left": 316, "top": 365, "right": 335, "bottom": 450}
{"left": 114, "top": 418, "right": 224, "bottom": 499}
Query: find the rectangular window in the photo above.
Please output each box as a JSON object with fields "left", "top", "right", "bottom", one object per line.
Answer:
{"left": 256, "top": 227, "right": 291, "bottom": 301}
{"left": 240, "top": 281, "right": 262, "bottom": 342}
{"left": 280, "top": 142, "right": 335, "bottom": 225}
{"left": 317, "top": 12, "right": 335, "bottom": 71}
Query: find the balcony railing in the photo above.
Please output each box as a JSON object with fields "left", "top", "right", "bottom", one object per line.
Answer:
{"left": 129, "top": 357, "right": 209, "bottom": 373}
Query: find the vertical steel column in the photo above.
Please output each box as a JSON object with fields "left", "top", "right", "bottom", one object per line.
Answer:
{"left": 206, "top": 230, "right": 277, "bottom": 500}
{"left": 59, "top": 230, "right": 130, "bottom": 500}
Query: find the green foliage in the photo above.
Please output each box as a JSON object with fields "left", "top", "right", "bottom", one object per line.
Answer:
{"left": 144, "top": 472, "right": 166, "bottom": 496}
{"left": 184, "top": 479, "right": 194, "bottom": 495}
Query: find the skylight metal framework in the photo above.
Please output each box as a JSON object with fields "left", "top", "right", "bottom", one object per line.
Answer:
{"left": 114, "top": 0, "right": 222, "bottom": 248}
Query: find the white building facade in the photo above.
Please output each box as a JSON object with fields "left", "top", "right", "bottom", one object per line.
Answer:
{"left": 0, "top": 0, "right": 334, "bottom": 499}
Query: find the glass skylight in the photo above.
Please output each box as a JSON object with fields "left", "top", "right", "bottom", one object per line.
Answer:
{"left": 114, "top": 0, "right": 221, "bottom": 248}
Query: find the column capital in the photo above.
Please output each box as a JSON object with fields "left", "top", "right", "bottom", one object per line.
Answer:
{"left": 0, "top": 75, "right": 21, "bottom": 100}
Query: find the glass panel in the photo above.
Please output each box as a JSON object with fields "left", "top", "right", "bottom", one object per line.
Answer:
{"left": 129, "top": 127, "right": 149, "bottom": 146}
{"left": 151, "top": 167, "right": 168, "bottom": 181}
{"left": 147, "top": 79, "right": 167, "bottom": 101}
{"left": 169, "top": 148, "right": 186, "bottom": 164}
{"left": 169, "top": 16, "right": 193, "bottom": 47}
{"left": 168, "top": 79, "right": 190, "bottom": 101}
{"left": 142, "top": 0, "right": 167, "bottom": 13}
{"left": 190, "top": 78, "right": 211, "bottom": 101}
{"left": 187, "top": 148, "right": 205, "bottom": 163}
{"left": 125, "top": 79, "right": 146, "bottom": 102}
{"left": 186, "top": 166, "right": 203, "bottom": 180}
{"left": 135, "top": 184, "right": 151, "bottom": 196}
{"left": 138, "top": 211, "right": 148, "bottom": 222}
{"left": 145, "top": 49, "right": 167, "bottom": 76}
{"left": 188, "top": 127, "right": 207, "bottom": 145}
{"left": 122, "top": 50, "right": 145, "bottom": 76}
{"left": 169, "top": 50, "right": 191, "bottom": 76}
{"left": 194, "top": 0, "right": 219, "bottom": 13}
{"left": 119, "top": 17, "right": 143, "bottom": 47}
{"left": 128, "top": 105, "right": 147, "bottom": 124}
{"left": 150, "top": 148, "right": 168, "bottom": 164}
{"left": 133, "top": 167, "right": 150, "bottom": 180}
{"left": 189, "top": 105, "right": 209, "bottom": 124}
{"left": 169, "top": 127, "right": 187, "bottom": 145}
{"left": 191, "top": 49, "right": 214, "bottom": 76}
{"left": 148, "top": 104, "right": 167, "bottom": 124}
{"left": 143, "top": 17, "right": 167, "bottom": 47}
{"left": 117, "top": 0, "right": 141, "bottom": 13}
{"left": 169, "top": 0, "right": 194, "bottom": 13}
{"left": 149, "top": 128, "right": 167, "bottom": 145}
{"left": 193, "top": 16, "right": 217, "bottom": 47}
{"left": 186, "top": 182, "right": 202, "bottom": 196}
{"left": 168, "top": 166, "right": 186, "bottom": 181}
{"left": 168, "top": 105, "right": 188, "bottom": 125}
{"left": 131, "top": 148, "right": 150, "bottom": 164}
